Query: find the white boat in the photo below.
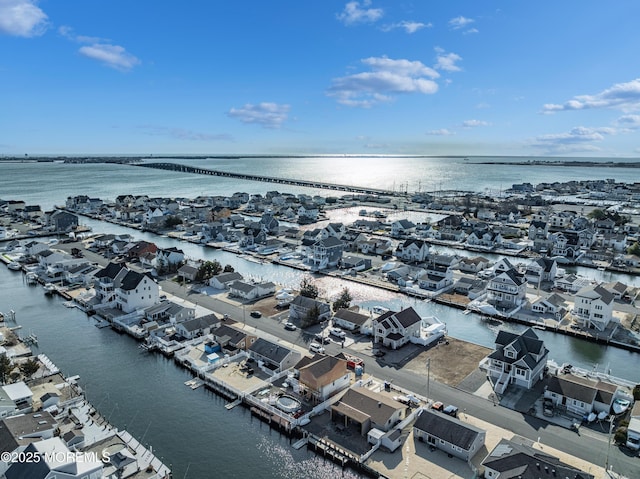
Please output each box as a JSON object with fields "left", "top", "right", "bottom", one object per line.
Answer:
{"left": 7, "top": 261, "right": 21, "bottom": 271}
{"left": 597, "top": 411, "right": 608, "bottom": 421}
{"left": 25, "top": 272, "right": 38, "bottom": 285}
{"left": 586, "top": 412, "right": 597, "bottom": 423}
{"left": 372, "top": 306, "right": 390, "bottom": 315}
{"left": 612, "top": 398, "right": 631, "bottom": 415}
{"left": 43, "top": 283, "right": 56, "bottom": 296}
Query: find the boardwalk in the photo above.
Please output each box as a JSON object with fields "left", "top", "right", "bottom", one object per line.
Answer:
{"left": 134, "top": 162, "right": 402, "bottom": 196}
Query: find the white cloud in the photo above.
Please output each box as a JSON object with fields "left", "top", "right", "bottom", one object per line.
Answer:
{"left": 435, "top": 50, "right": 462, "bottom": 72}
{"left": 463, "top": 28, "right": 479, "bottom": 35}
{"left": 426, "top": 129, "right": 454, "bottom": 136}
{"left": 0, "top": 0, "right": 48, "bottom": 37}
{"left": 227, "top": 102, "right": 290, "bottom": 129}
{"left": 59, "top": 25, "right": 108, "bottom": 44}
{"left": 462, "top": 120, "right": 490, "bottom": 128}
{"left": 327, "top": 56, "right": 439, "bottom": 107}
{"left": 531, "top": 126, "right": 615, "bottom": 154}
{"left": 616, "top": 114, "right": 640, "bottom": 130}
{"left": 448, "top": 16, "right": 474, "bottom": 30}
{"left": 337, "top": 1, "right": 383, "bottom": 25}
{"left": 381, "top": 21, "right": 430, "bottom": 34}
{"left": 139, "top": 126, "right": 232, "bottom": 141}
{"left": 543, "top": 78, "right": 640, "bottom": 113}
{"left": 79, "top": 44, "right": 140, "bottom": 71}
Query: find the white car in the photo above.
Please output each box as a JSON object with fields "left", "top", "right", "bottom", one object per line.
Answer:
{"left": 309, "top": 342, "right": 325, "bottom": 353}
{"left": 329, "top": 327, "right": 346, "bottom": 339}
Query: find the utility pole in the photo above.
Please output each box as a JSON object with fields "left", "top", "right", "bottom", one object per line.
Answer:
{"left": 605, "top": 416, "right": 614, "bottom": 473}
{"left": 426, "top": 358, "right": 431, "bottom": 401}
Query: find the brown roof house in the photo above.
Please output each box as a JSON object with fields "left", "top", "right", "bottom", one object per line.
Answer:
{"left": 297, "top": 355, "right": 350, "bottom": 404}
{"left": 331, "top": 387, "right": 406, "bottom": 436}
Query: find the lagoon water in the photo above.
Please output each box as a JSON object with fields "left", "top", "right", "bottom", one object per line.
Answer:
{"left": 2, "top": 156, "right": 640, "bottom": 477}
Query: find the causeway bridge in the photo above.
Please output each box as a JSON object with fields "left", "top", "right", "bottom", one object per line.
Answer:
{"left": 134, "top": 162, "right": 401, "bottom": 196}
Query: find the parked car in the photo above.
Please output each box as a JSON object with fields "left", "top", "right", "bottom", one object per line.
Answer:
{"left": 250, "top": 310, "right": 262, "bottom": 318}
{"left": 284, "top": 322, "right": 297, "bottom": 331}
{"left": 372, "top": 349, "right": 386, "bottom": 357}
{"left": 543, "top": 398, "right": 554, "bottom": 417}
{"left": 309, "top": 342, "right": 325, "bottom": 354}
{"left": 329, "top": 327, "right": 346, "bottom": 339}
{"left": 443, "top": 405, "right": 458, "bottom": 417}
{"left": 431, "top": 401, "right": 444, "bottom": 412}
{"left": 314, "top": 334, "right": 331, "bottom": 344}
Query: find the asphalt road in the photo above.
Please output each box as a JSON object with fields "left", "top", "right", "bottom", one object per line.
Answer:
{"left": 60, "top": 240, "right": 639, "bottom": 476}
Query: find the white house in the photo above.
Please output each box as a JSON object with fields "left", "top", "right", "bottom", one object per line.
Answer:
{"left": 391, "top": 219, "right": 416, "bottom": 238}
{"left": 372, "top": 307, "right": 423, "bottom": 350}
{"left": 209, "top": 271, "right": 243, "bottom": 289}
{"left": 228, "top": 281, "right": 276, "bottom": 300}
{"left": 310, "top": 236, "right": 344, "bottom": 270}
{"left": 572, "top": 285, "right": 615, "bottom": 331}
{"left": 175, "top": 314, "right": 220, "bottom": 339}
{"left": 331, "top": 386, "right": 406, "bottom": 435}
{"left": 483, "top": 328, "right": 548, "bottom": 394}
{"left": 297, "top": 355, "right": 351, "bottom": 403}
{"left": 486, "top": 269, "right": 527, "bottom": 309}
{"left": 413, "top": 409, "right": 485, "bottom": 463}
{"left": 395, "top": 239, "right": 429, "bottom": 263}
{"left": 115, "top": 270, "right": 160, "bottom": 313}
{"left": 332, "top": 308, "right": 371, "bottom": 332}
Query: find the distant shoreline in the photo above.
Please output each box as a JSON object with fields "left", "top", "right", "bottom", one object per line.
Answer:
{"left": 475, "top": 160, "right": 640, "bottom": 168}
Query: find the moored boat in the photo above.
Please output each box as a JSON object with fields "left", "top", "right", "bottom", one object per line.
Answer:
{"left": 612, "top": 398, "right": 631, "bottom": 415}
{"left": 7, "top": 261, "right": 21, "bottom": 271}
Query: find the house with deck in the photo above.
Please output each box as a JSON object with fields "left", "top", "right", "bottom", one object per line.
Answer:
{"left": 483, "top": 328, "right": 548, "bottom": 394}
{"left": 248, "top": 338, "right": 301, "bottom": 374}
{"left": 486, "top": 269, "right": 527, "bottom": 309}
{"left": 297, "top": 355, "right": 350, "bottom": 403}
{"left": 175, "top": 314, "right": 220, "bottom": 339}
{"left": 572, "top": 285, "right": 615, "bottom": 331}
{"left": 413, "top": 409, "right": 485, "bottom": 463}
{"left": 544, "top": 373, "right": 619, "bottom": 416}
{"left": 395, "top": 239, "right": 429, "bottom": 263}
{"left": 372, "top": 307, "right": 422, "bottom": 350}
{"left": 330, "top": 387, "right": 406, "bottom": 435}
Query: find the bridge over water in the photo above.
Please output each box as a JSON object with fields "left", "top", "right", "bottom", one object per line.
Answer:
{"left": 134, "top": 162, "right": 402, "bottom": 196}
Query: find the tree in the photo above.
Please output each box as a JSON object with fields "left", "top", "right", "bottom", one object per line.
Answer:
{"left": 223, "top": 264, "right": 235, "bottom": 273}
{"left": 628, "top": 242, "right": 640, "bottom": 257}
{"left": 0, "top": 354, "right": 12, "bottom": 385}
{"left": 299, "top": 276, "right": 319, "bottom": 299}
{"left": 633, "top": 384, "right": 640, "bottom": 401}
{"left": 300, "top": 304, "right": 321, "bottom": 328}
{"left": 332, "top": 287, "right": 353, "bottom": 312}
{"left": 19, "top": 358, "right": 40, "bottom": 380}
{"left": 588, "top": 208, "right": 607, "bottom": 220}
{"left": 196, "top": 260, "right": 222, "bottom": 281}
{"left": 164, "top": 215, "right": 183, "bottom": 228}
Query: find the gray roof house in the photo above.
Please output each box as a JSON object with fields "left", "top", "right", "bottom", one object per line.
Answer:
{"left": 332, "top": 308, "right": 371, "bottom": 332}
{"left": 248, "top": 338, "right": 301, "bottom": 373}
{"left": 289, "top": 295, "right": 331, "bottom": 322}
{"left": 483, "top": 328, "right": 548, "bottom": 395}
{"left": 482, "top": 438, "right": 594, "bottom": 479}
{"left": 413, "top": 409, "right": 485, "bottom": 463}
{"left": 175, "top": 313, "right": 220, "bottom": 340}
{"left": 372, "top": 307, "right": 422, "bottom": 350}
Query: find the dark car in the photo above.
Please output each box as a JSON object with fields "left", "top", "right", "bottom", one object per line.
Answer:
{"left": 443, "top": 405, "right": 458, "bottom": 417}
{"left": 314, "top": 334, "right": 331, "bottom": 344}
{"left": 250, "top": 311, "right": 262, "bottom": 318}
{"left": 372, "top": 349, "right": 386, "bottom": 357}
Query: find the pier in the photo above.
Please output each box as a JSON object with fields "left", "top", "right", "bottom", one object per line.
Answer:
{"left": 134, "top": 162, "right": 402, "bottom": 196}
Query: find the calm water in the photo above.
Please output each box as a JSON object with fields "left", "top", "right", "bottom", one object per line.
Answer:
{"left": 0, "top": 266, "right": 362, "bottom": 479}
{"left": 2, "top": 157, "right": 640, "bottom": 477}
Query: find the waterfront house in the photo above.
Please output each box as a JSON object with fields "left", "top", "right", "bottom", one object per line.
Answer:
{"left": 212, "top": 324, "right": 257, "bottom": 352}
{"left": 457, "top": 256, "right": 491, "bottom": 274}
{"left": 229, "top": 281, "right": 276, "bottom": 301}
{"left": 572, "top": 285, "right": 615, "bottom": 331}
{"left": 177, "top": 264, "right": 199, "bottom": 282}
{"left": 390, "top": 219, "right": 416, "bottom": 238}
{"left": 144, "top": 300, "right": 195, "bottom": 325}
{"left": 395, "top": 239, "right": 429, "bottom": 263}
{"left": 248, "top": 338, "right": 301, "bottom": 373}
{"left": 46, "top": 210, "right": 79, "bottom": 232}
{"left": 0, "top": 387, "right": 17, "bottom": 418}
{"left": 453, "top": 277, "right": 487, "bottom": 299}
{"left": 209, "top": 271, "right": 244, "bottom": 289}
{"left": 298, "top": 203, "right": 319, "bottom": 221}
{"left": 466, "top": 231, "right": 503, "bottom": 248}
{"left": 332, "top": 308, "right": 371, "bottom": 333}
{"left": 482, "top": 438, "right": 594, "bottom": 479}
{"left": 418, "top": 254, "right": 456, "bottom": 291}
{"left": 297, "top": 355, "right": 350, "bottom": 403}
{"left": 115, "top": 270, "right": 160, "bottom": 313}
{"left": 24, "top": 240, "right": 49, "bottom": 257}
{"left": 483, "top": 328, "right": 548, "bottom": 394}
{"left": 4, "top": 437, "right": 103, "bottom": 479}
{"left": 544, "top": 373, "right": 619, "bottom": 416}
{"left": 603, "top": 281, "right": 628, "bottom": 300}
{"left": 339, "top": 255, "right": 371, "bottom": 271}
{"left": 310, "top": 236, "right": 344, "bottom": 270}
{"left": 331, "top": 387, "right": 405, "bottom": 435}
{"left": 528, "top": 220, "right": 549, "bottom": 240}
{"left": 372, "top": 307, "right": 422, "bottom": 350}
{"left": 156, "top": 247, "right": 185, "bottom": 268}
{"left": 2, "top": 382, "right": 33, "bottom": 413}
{"left": 413, "top": 409, "right": 485, "bottom": 463}
{"left": 289, "top": 296, "right": 331, "bottom": 322}
{"left": 175, "top": 313, "right": 220, "bottom": 339}
{"left": 486, "top": 269, "right": 527, "bottom": 309}
{"left": 554, "top": 274, "right": 592, "bottom": 293}
{"left": 530, "top": 293, "right": 567, "bottom": 319}
{"left": 126, "top": 240, "right": 157, "bottom": 260}
{"left": 524, "top": 258, "right": 558, "bottom": 285}
{"left": 94, "top": 262, "right": 128, "bottom": 304}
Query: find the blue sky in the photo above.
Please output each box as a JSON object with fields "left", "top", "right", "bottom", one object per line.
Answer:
{"left": 1, "top": 1, "right": 640, "bottom": 157}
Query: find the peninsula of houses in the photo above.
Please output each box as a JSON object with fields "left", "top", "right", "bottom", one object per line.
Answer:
{"left": 1, "top": 177, "right": 640, "bottom": 479}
